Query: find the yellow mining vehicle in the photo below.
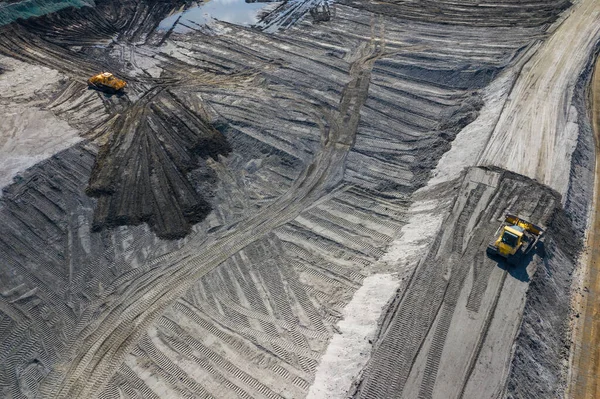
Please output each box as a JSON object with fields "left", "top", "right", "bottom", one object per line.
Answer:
{"left": 310, "top": 3, "right": 332, "bottom": 22}
{"left": 486, "top": 214, "right": 543, "bottom": 265}
{"left": 87, "top": 72, "right": 127, "bottom": 93}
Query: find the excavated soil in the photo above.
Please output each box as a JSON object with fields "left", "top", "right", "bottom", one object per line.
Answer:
{"left": 0, "top": 1, "right": 598, "bottom": 399}
{"left": 86, "top": 90, "right": 232, "bottom": 239}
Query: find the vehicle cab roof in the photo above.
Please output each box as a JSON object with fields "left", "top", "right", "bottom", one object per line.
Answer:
{"left": 505, "top": 225, "right": 524, "bottom": 236}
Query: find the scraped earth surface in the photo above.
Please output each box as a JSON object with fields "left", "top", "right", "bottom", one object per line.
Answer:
{"left": 353, "top": 167, "right": 563, "bottom": 399}
{"left": 0, "top": 0, "right": 598, "bottom": 398}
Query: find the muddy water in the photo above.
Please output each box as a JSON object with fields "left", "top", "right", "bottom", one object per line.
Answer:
{"left": 158, "top": 0, "right": 280, "bottom": 33}
{"left": 0, "top": 0, "right": 90, "bottom": 26}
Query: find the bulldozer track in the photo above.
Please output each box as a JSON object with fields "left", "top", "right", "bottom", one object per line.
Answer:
{"left": 0, "top": 1, "right": 588, "bottom": 398}
{"left": 457, "top": 267, "right": 508, "bottom": 399}
{"left": 353, "top": 168, "right": 561, "bottom": 399}
{"left": 40, "top": 32, "right": 389, "bottom": 399}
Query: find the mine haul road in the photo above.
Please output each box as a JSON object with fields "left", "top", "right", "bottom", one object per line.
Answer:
{"left": 40, "top": 41, "right": 388, "bottom": 399}
{"left": 479, "top": 0, "right": 600, "bottom": 196}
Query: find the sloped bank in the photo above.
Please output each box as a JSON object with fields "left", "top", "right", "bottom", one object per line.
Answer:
{"left": 505, "top": 43, "right": 600, "bottom": 399}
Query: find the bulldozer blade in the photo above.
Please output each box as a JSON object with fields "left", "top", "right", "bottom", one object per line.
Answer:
{"left": 504, "top": 213, "right": 543, "bottom": 236}
{"left": 505, "top": 214, "right": 519, "bottom": 225}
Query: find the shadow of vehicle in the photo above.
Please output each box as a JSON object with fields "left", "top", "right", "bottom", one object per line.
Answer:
{"left": 87, "top": 85, "right": 127, "bottom": 98}
{"left": 488, "top": 241, "right": 545, "bottom": 283}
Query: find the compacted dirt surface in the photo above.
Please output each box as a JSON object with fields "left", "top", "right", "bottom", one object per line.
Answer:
{"left": 0, "top": 1, "right": 599, "bottom": 399}
{"left": 570, "top": 51, "right": 600, "bottom": 399}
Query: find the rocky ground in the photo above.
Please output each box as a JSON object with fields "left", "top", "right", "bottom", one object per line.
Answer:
{"left": 0, "top": 0, "right": 598, "bottom": 398}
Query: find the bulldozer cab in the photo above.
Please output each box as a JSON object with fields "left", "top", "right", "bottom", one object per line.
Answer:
{"left": 487, "top": 214, "right": 544, "bottom": 265}
{"left": 495, "top": 225, "right": 523, "bottom": 257}
{"left": 501, "top": 225, "right": 524, "bottom": 246}
{"left": 500, "top": 229, "right": 520, "bottom": 247}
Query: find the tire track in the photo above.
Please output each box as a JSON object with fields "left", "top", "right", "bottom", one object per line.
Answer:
{"left": 40, "top": 30, "right": 392, "bottom": 399}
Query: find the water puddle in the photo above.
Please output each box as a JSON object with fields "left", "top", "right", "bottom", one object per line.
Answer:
{"left": 158, "top": 0, "right": 280, "bottom": 33}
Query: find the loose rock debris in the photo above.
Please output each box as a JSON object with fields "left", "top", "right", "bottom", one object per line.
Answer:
{"left": 0, "top": 0, "right": 597, "bottom": 399}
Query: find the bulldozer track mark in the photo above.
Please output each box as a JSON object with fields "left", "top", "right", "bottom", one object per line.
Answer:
{"left": 451, "top": 184, "right": 487, "bottom": 254}
{"left": 183, "top": 297, "right": 320, "bottom": 362}
{"left": 417, "top": 302, "right": 455, "bottom": 399}
{"left": 140, "top": 332, "right": 212, "bottom": 398}
{"left": 414, "top": 197, "right": 491, "bottom": 399}
{"left": 325, "top": 199, "right": 405, "bottom": 235}
{"left": 0, "top": 1, "right": 578, "bottom": 397}
{"left": 295, "top": 213, "right": 386, "bottom": 258}
{"left": 115, "top": 364, "right": 163, "bottom": 399}
{"left": 277, "top": 225, "right": 374, "bottom": 267}
{"left": 289, "top": 257, "right": 360, "bottom": 289}
{"left": 457, "top": 269, "right": 509, "bottom": 399}
{"left": 309, "top": 207, "right": 394, "bottom": 245}
{"left": 171, "top": 302, "right": 285, "bottom": 370}
{"left": 156, "top": 318, "right": 284, "bottom": 399}
{"left": 45, "top": 35, "right": 388, "bottom": 397}
{"left": 466, "top": 253, "right": 493, "bottom": 312}
{"left": 354, "top": 241, "right": 450, "bottom": 398}
{"left": 135, "top": 335, "right": 205, "bottom": 399}
{"left": 281, "top": 239, "right": 368, "bottom": 282}
{"left": 355, "top": 169, "right": 562, "bottom": 399}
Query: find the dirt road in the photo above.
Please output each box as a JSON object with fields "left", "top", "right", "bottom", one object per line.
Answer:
{"left": 571, "top": 51, "right": 600, "bottom": 399}
{"left": 478, "top": 0, "right": 600, "bottom": 197}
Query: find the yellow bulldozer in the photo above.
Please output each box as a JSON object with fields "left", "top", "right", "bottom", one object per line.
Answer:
{"left": 87, "top": 72, "right": 127, "bottom": 93}
{"left": 486, "top": 214, "right": 543, "bottom": 265}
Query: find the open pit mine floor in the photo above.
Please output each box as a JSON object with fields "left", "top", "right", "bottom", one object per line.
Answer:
{"left": 0, "top": 1, "right": 599, "bottom": 399}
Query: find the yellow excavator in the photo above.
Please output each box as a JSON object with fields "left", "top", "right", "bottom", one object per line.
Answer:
{"left": 87, "top": 72, "right": 127, "bottom": 93}
{"left": 486, "top": 214, "right": 543, "bottom": 265}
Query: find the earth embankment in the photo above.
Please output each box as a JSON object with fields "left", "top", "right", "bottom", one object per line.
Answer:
{"left": 570, "top": 47, "right": 600, "bottom": 399}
